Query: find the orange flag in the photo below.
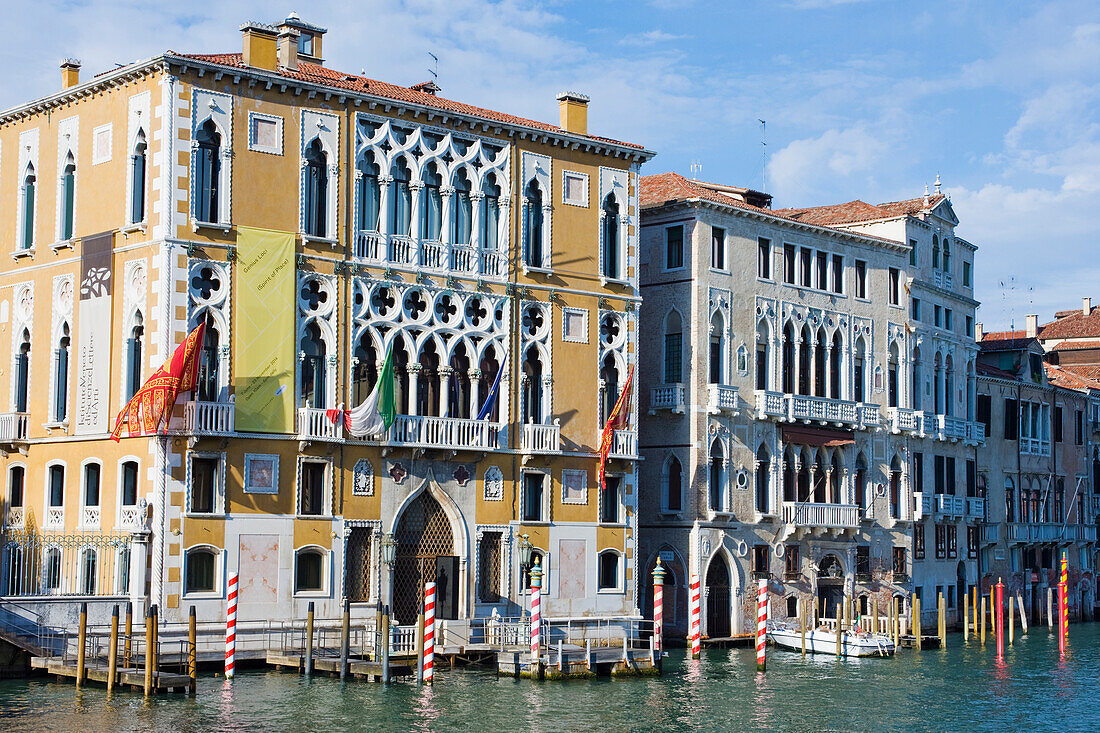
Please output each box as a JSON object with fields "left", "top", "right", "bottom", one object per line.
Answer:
{"left": 597, "top": 365, "right": 634, "bottom": 491}
{"left": 111, "top": 322, "right": 206, "bottom": 441}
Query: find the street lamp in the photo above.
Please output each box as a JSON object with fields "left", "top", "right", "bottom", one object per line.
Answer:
{"left": 518, "top": 534, "right": 532, "bottom": 619}
{"left": 381, "top": 532, "right": 397, "bottom": 567}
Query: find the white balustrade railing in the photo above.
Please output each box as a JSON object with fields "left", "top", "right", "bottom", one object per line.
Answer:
{"left": 756, "top": 390, "right": 785, "bottom": 418}
{"left": 913, "top": 491, "right": 933, "bottom": 520}
{"left": 707, "top": 384, "right": 738, "bottom": 414}
{"left": 0, "top": 412, "right": 28, "bottom": 442}
{"left": 981, "top": 524, "right": 1000, "bottom": 544}
{"left": 609, "top": 430, "right": 638, "bottom": 459}
{"left": 4, "top": 506, "right": 24, "bottom": 529}
{"left": 297, "top": 407, "right": 343, "bottom": 442}
{"left": 81, "top": 506, "right": 101, "bottom": 530}
{"left": 756, "top": 390, "right": 879, "bottom": 429}
{"left": 389, "top": 414, "right": 501, "bottom": 450}
{"left": 859, "top": 403, "right": 882, "bottom": 428}
{"left": 934, "top": 494, "right": 965, "bottom": 517}
{"left": 118, "top": 505, "right": 142, "bottom": 530}
{"left": 388, "top": 235, "right": 417, "bottom": 266}
{"left": 185, "top": 400, "right": 235, "bottom": 435}
{"left": 650, "top": 384, "right": 686, "bottom": 413}
{"left": 45, "top": 507, "right": 65, "bottom": 529}
{"left": 353, "top": 230, "right": 384, "bottom": 260}
{"left": 419, "top": 240, "right": 446, "bottom": 270}
{"left": 942, "top": 415, "right": 967, "bottom": 440}
{"left": 966, "top": 422, "right": 986, "bottom": 445}
{"left": 478, "top": 250, "right": 507, "bottom": 278}
{"left": 965, "top": 496, "right": 985, "bottom": 520}
{"left": 522, "top": 422, "right": 561, "bottom": 453}
{"left": 782, "top": 501, "right": 860, "bottom": 529}
{"left": 887, "top": 407, "right": 921, "bottom": 433}
{"left": 352, "top": 230, "right": 506, "bottom": 280}
{"left": 1008, "top": 522, "right": 1096, "bottom": 544}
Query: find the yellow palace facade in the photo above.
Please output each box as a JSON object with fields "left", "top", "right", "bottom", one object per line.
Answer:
{"left": 0, "top": 15, "right": 653, "bottom": 632}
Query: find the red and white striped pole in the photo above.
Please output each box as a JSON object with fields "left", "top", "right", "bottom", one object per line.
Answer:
{"left": 756, "top": 577, "right": 768, "bottom": 672}
{"left": 1059, "top": 550, "right": 1068, "bottom": 656}
{"left": 423, "top": 581, "right": 436, "bottom": 685}
{"left": 225, "top": 572, "right": 238, "bottom": 679}
{"left": 530, "top": 557, "right": 543, "bottom": 676}
{"left": 652, "top": 558, "right": 666, "bottom": 655}
{"left": 689, "top": 572, "right": 701, "bottom": 659}
{"left": 995, "top": 577, "right": 1004, "bottom": 662}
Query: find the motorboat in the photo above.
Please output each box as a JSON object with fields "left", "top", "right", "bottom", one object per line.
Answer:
{"left": 767, "top": 621, "right": 894, "bottom": 657}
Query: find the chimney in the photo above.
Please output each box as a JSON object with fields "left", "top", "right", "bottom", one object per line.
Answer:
{"left": 556, "top": 91, "right": 590, "bottom": 136}
{"left": 278, "top": 28, "right": 299, "bottom": 71}
{"left": 1084, "top": 297, "right": 1091, "bottom": 316}
{"left": 1026, "top": 314, "right": 1038, "bottom": 339}
{"left": 60, "top": 59, "right": 81, "bottom": 89}
{"left": 240, "top": 22, "right": 279, "bottom": 72}
{"left": 975, "top": 322, "right": 983, "bottom": 342}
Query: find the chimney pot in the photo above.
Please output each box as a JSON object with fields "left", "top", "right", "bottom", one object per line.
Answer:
{"left": 60, "top": 59, "right": 81, "bottom": 89}
{"left": 278, "top": 28, "right": 299, "bottom": 71}
{"left": 556, "top": 91, "right": 590, "bottom": 136}
{"left": 975, "top": 322, "right": 983, "bottom": 342}
{"left": 240, "top": 22, "right": 279, "bottom": 72}
{"left": 1026, "top": 314, "right": 1038, "bottom": 339}
{"left": 1084, "top": 297, "right": 1091, "bottom": 316}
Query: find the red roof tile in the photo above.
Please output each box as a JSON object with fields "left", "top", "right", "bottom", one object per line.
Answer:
{"left": 773, "top": 194, "right": 947, "bottom": 226}
{"left": 1044, "top": 363, "right": 1100, "bottom": 391}
{"left": 1048, "top": 340, "right": 1100, "bottom": 351}
{"left": 979, "top": 330, "right": 1035, "bottom": 352}
{"left": 977, "top": 362, "right": 1018, "bottom": 380}
{"left": 172, "top": 53, "right": 647, "bottom": 151}
{"left": 1036, "top": 306, "right": 1100, "bottom": 340}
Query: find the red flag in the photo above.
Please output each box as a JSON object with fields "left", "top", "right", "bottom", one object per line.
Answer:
{"left": 111, "top": 322, "right": 206, "bottom": 441}
{"left": 597, "top": 365, "right": 634, "bottom": 491}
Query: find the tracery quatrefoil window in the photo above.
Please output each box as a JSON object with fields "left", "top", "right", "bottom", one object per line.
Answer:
{"left": 600, "top": 313, "right": 626, "bottom": 349}
{"left": 189, "top": 263, "right": 227, "bottom": 307}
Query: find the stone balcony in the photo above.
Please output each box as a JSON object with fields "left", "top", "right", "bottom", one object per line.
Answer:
{"left": 887, "top": 408, "right": 984, "bottom": 445}
{"left": 185, "top": 400, "right": 235, "bottom": 437}
{"left": 4, "top": 506, "right": 24, "bottom": 530}
{"left": 521, "top": 421, "right": 561, "bottom": 454}
{"left": 706, "top": 384, "right": 739, "bottom": 415}
{"left": 0, "top": 412, "right": 28, "bottom": 443}
{"left": 650, "top": 384, "right": 686, "bottom": 414}
{"left": 353, "top": 230, "right": 507, "bottom": 281}
{"left": 754, "top": 390, "right": 880, "bottom": 430}
{"left": 297, "top": 407, "right": 344, "bottom": 443}
{"left": 608, "top": 430, "right": 638, "bottom": 460}
{"left": 782, "top": 501, "right": 860, "bottom": 530}
{"left": 1007, "top": 522, "right": 1098, "bottom": 544}
{"left": 388, "top": 415, "right": 502, "bottom": 451}
{"left": 965, "top": 496, "right": 985, "bottom": 521}
{"left": 914, "top": 492, "right": 975, "bottom": 520}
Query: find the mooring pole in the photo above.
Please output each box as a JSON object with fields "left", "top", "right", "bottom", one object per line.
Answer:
{"left": 151, "top": 603, "right": 159, "bottom": 680}
{"left": 800, "top": 598, "right": 807, "bottom": 657}
{"left": 381, "top": 605, "right": 391, "bottom": 684}
{"left": 305, "top": 601, "right": 315, "bottom": 676}
{"left": 835, "top": 604, "right": 842, "bottom": 658}
{"left": 1047, "top": 587, "right": 1054, "bottom": 632}
{"left": 188, "top": 606, "right": 197, "bottom": 695}
{"left": 995, "top": 578, "right": 1005, "bottom": 662}
{"left": 143, "top": 608, "right": 154, "bottom": 696}
{"left": 75, "top": 601, "right": 87, "bottom": 688}
{"left": 107, "top": 604, "right": 119, "bottom": 692}
{"left": 980, "top": 595, "right": 987, "bottom": 646}
{"left": 938, "top": 592, "right": 946, "bottom": 649}
{"left": 340, "top": 597, "right": 351, "bottom": 680}
{"left": 416, "top": 610, "right": 426, "bottom": 685}
{"left": 123, "top": 601, "right": 133, "bottom": 670}
{"left": 1018, "top": 594, "right": 1029, "bottom": 634}
{"left": 914, "top": 596, "right": 922, "bottom": 650}
{"left": 1008, "top": 587, "right": 1015, "bottom": 645}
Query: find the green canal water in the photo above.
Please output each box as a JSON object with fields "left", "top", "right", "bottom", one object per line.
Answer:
{"left": 2, "top": 624, "right": 1099, "bottom": 732}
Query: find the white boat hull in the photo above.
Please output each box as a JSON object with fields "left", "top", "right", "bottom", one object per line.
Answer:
{"left": 767, "top": 625, "right": 894, "bottom": 657}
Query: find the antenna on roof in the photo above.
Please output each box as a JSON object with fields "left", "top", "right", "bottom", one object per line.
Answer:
{"left": 690, "top": 160, "right": 702, "bottom": 180}
{"left": 428, "top": 51, "right": 438, "bottom": 82}
{"left": 1001, "top": 277, "right": 1017, "bottom": 331}
{"left": 759, "top": 119, "right": 766, "bottom": 194}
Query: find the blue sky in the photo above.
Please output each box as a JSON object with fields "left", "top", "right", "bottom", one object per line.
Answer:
{"left": 5, "top": 0, "right": 1099, "bottom": 328}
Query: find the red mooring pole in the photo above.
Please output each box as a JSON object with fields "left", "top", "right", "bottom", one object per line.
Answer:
{"left": 995, "top": 577, "right": 1004, "bottom": 662}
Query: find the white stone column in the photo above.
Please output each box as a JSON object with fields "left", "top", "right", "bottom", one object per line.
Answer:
{"left": 408, "top": 363, "right": 421, "bottom": 417}
{"left": 408, "top": 182, "right": 424, "bottom": 240}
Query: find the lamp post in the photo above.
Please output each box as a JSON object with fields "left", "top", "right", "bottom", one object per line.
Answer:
{"left": 518, "top": 534, "right": 532, "bottom": 619}
{"left": 380, "top": 532, "right": 397, "bottom": 683}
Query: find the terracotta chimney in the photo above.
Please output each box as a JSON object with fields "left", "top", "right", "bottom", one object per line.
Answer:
{"left": 556, "top": 91, "right": 589, "bottom": 136}
{"left": 278, "top": 27, "right": 299, "bottom": 71}
{"left": 240, "top": 22, "right": 279, "bottom": 71}
{"left": 61, "top": 59, "right": 81, "bottom": 89}
{"left": 975, "top": 322, "right": 983, "bottom": 342}
{"left": 1084, "top": 297, "right": 1091, "bottom": 316}
{"left": 1026, "top": 314, "right": 1038, "bottom": 339}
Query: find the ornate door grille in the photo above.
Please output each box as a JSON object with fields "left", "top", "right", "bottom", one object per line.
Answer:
{"left": 345, "top": 528, "right": 373, "bottom": 602}
{"left": 478, "top": 532, "right": 502, "bottom": 603}
{"left": 393, "top": 492, "right": 454, "bottom": 624}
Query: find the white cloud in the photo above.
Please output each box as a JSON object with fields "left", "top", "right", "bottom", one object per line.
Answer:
{"left": 784, "top": 0, "right": 873, "bottom": 8}
{"left": 768, "top": 126, "right": 891, "bottom": 202}
{"left": 618, "top": 30, "right": 686, "bottom": 47}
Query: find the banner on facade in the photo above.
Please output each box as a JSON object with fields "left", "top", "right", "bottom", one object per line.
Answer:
{"left": 235, "top": 226, "right": 295, "bottom": 433}
{"left": 75, "top": 231, "right": 114, "bottom": 434}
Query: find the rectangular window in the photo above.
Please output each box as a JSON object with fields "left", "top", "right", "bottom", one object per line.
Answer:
{"left": 962, "top": 261, "right": 971, "bottom": 287}
{"left": 601, "top": 476, "right": 621, "bottom": 523}
{"left": 831, "top": 254, "right": 843, "bottom": 294}
{"left": 854, "top": 260, "right": 867, "bottom": 298}
{"left": 1054, "top": 406, "right": 1063, "bottom": 442}
{"left": 300, "top": 461, "right": 327, "bottom": 516}
{"left": 946, "top": 457, "right": 956, "bottom": 495}
{"left": 967, "top": 526, "right": 979, "bottom": 559}
{"left": 1004, "top": 398, "right": 1018, "bottom": 440}
{"left": 909, "top": 238, "right": 918, "bottom": 266}
{"left": 911, "top": 298, "right": 921, "bottom": 321}
{"left": 190, "top": 457, "right": 218, "bottom": 514}
{"left": 815, "top": 251, "right": 828, "bottom": 290}
{"left": 947, "top": 525, "right": 958, "bottom": 559}
{"left": 522, "top": 473, "right": 545, "bottom": 522}
{"left": 783, "top": 244, "right": 796, "bottom": 284}
{"left": 799, "top": 248, "right": 812, "bottom": 287}
{"left": 977, "top": 394, "right": 991, "bottom": 436}
{"left": 785, "top": 544, "right": 800, "bottom": 578}
{"left": 966, "top": 459, "right": 976, "bottom": 497}
{"left": 934, "top": 455, "right": 946, "bottom": 494}
{"left": 758, "top": 238, "right": 771, "bottom": 279}
{"left": 48, "top": 465, "right": 65, "bottom": 507}
{"left": 914, "top": 524, "right": 925, "bottom": 559}
{"left": 966, "top": 315, "right": 974, "bottom": 338}
{"left": 1076, "top": 410, "right": 1085, "bottom": 445}
{"left": 914, "top": 452, "right": 924, "bottom": 493}
{"left": 889, "top": 268, "right": 900, "bottom": 305}
{"left": 478, "top": 532, "right": 502, "bottom": 603}
{"left": 935, "top": 524, "right": 947, "bottom": 559}
{"left": 664, "top": 333, "right": 682, "bottom": 383}
{"left": 934, "top": 305, "right": 942, "bottom": 327}
{"left": 752, "top": 544, "right": 769, "bottom": 577}
{"left": 893, "top": 547, "right": 907, "bottom": 577}
{"left": 856, "top": 546, "right": 870, "bottom": 578}
{"left": 665, "top": 226, "right": 683, "bottom": 269}
{"left": 945, "top": 309, "right": 953, "bottom": 330}
{"left": 711, "top": 227, "right": 725, "bottom": 270}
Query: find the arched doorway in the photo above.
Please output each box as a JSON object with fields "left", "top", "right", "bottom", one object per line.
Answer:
{"left": 817, "top": 554, "right": 845, "bottom": 619}
{"left": 956, "top": 561, "right": 967, "bottom": 625}
{"left": 706, "top": 553, "right": 731, "bottom": 638}
{"left": 392, "top": 490, "right": 458, "bottom": 625}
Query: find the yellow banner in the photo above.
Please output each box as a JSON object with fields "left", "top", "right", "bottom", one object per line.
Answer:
{"left": 235, "top": 226, "right": 295, "bottom": 433}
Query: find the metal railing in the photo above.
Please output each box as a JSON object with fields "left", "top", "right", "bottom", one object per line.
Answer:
{"left": 782, "top": 501, "right": 860, "bottom": 529}
{"left": 0, "top": 531, "right": 132, "bottom": 597}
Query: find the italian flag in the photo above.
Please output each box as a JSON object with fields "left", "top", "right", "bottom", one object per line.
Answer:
{"left": 346, "top": 347, "right": 396, "bottom": 437}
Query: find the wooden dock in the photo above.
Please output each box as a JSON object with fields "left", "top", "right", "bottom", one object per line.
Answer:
{"left": 265, "top": 651, "right": 413, "bottom": 681}
{"left": 702, "top": 634, "right": 754, "bottom": 648}
{"left": 30, "top": 656, "right": 192, "bottom": 693}
{"left": 495, "top": 642, "right": 660, "bottom": 679}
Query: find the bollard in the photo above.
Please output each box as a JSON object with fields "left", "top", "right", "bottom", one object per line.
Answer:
{"left": 423, "top": 583, "right": 436, "bottom": 686}
{"left": 689, "top": 572, "right": 701, "bottom": 659}
{"left": 76, "top": 602, "right": 88, "bottom": 688}
{"left": 416, "top": 611, "right": 426, "bottom": 685}
{"left": 835, "top": 605, "right": 842, "bottom": 658}
{"left": 107, "top": 605, "right": 119, "bottom": 692}
{"left": 756, "top": 578, "right": 767, "bottom": 672}
{"left": 1018, "top": 594, "right": 1029, "bottom": 634}
{"left": 800, "top": 598, "right": 807, "bottom": 657}
{"left": 586, "top": 639, "right": 592, "bottom": 671}
{"left": 340, "top": 597, "right": 351, "bottom": 680}
{"left": 1008, "top": 589, "right": 1015, "bottom": 645}
{"left": 188, "top": 606, "right": 197, "bottom": 695}
{"left": 814, "top": 595, "right": 820, "bottom": 627}
{"left": 938, "top": 593, "right": 946, "bottom": 649}
{"left": 143, "top": 608, "right": 153, "bottom": 696}
{"left": 124, "top": 601, "right": 133, "bottom": 670}
{"left": 561, "top": 639, "right": 567, "bottom": 672}
{"left": 305, "top": 601, "right": 315, "bottom": 676}
{"left": 980, "top": 596, "right": 987, "bottom": 645}
{"left": 226, "top": 573, "right": 238, "bottom": 679}
{"left": 995, "top": 578, "right": 1005, "bottom": 661}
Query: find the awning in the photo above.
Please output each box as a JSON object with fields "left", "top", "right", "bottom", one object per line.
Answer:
{"left": 781, "top": 425, "right": 855, "bottom": 448}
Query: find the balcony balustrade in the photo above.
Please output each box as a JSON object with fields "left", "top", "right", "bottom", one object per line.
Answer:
{"left": 388, "top": 414, "right": 502, "bottom": 451}
{"left": 935, "top": 494, "right": 966, "bottom": 518}
{"left": 913, "top": 491, "right": 933, "bottom": 520}
{"left": 965, "top": 496, "right": 985, "bottom": 520}
{"left": 4, "top": 506, "right": 24, "bottom": 530}
{"left": 707, "top": 384, "right": 739, "bottom": 414}
{"left": 44, "top": 507, "right": 64, "bottom": 530}
{"left": 185, "top": 400, "right": 235, "bottom": 436}
{"left": 782, "top": 501, "right": 860, "bottom": 530}
{"left": 941, "top": 415, "right": 967, "bottom": 441}
{"left": 118, "top": 505, "right": 143, "bottom": 531}
{"left": 650, "top": 384, "right": 686, "bottom": 414}
{"left": 353, "top": 230, "right": 507, "bottom": 280}
{"left": 609, "top": 430, "right": 638, "bottom": 460}
{"left": 981, "top": 524, "right": 1000, "bottom": 545}
{"left": 1007, "top": 522, "right": 1097, "bottom": 544}
{"left": 754, "top": 390, "right": 880, "bottom": 430}
{"left": 965, "top": 422, "right": 986, "bottom": 446}
{"left": 521, "top": 421, "right": 561, "bottom": 454}
{"left": 0, "top": 412, "right": 28, "bottom": 442}
{"left": 886, "top": 407, "right": 921, "bottom": 434}
{"left": 297, "top": 407, "right": 343, "bottom": 443}
{"left": 81, "top": 506, "right": 101, "bottom": 530}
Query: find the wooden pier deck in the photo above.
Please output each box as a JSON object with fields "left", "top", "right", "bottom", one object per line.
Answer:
{"left": 30, "top": 656, "right": 192, "bottom": 692}
{"left": 265, "top": 652, "right": 413, "bottom": 681}
{"left": 495, "top": 643, "right": 660, "bottom": 679}
{"left": 702, "top": 634, "right": 754, "bottom": 648}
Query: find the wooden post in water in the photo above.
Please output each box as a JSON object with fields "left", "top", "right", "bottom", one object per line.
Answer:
{"left": 963, "top": 588, "right": 970, "bottom": 642}
{"left": 1018, "top": 594, "right": 1029, "bottom": 634}
{"left": 151, "top": 604, "right": 159, "bottom": 680}
{"left": 871, "top": 597, "right": 878, "bottom": 635}
{"left": 972, "top": 588, "right": 979, "bottom": 642}
{"left": 938, "top": 592, "right": 946, "bottom": 649}
{"left": 980, "top": 596, "right": 987, "bottom": 645}
{"left": 913, "top": 596, "right": 922, "bottom": 650}
{"left": 143, "top": 608, "right": 154, "bottom": 696}
{"left": 124, "top": 601, "right": 133, "bottom": 670}
{"left": 814, "top": 595, "right": 820, "bottom": 627}
{"left": 76, "top": 602, "right": 87, "bottom": 688}
{"left": 107, "top": 605, "right": 119, "bottom": 692}
{"left": 304, "top": 601, "right": 314, "bottom": 676}
{"left": 416, "top": 611, "right": 426, "bottom": 685}
{"left": 188, "top": 606, "right": 197, "bottom": 696}
{"left": 1047, "top": 587, "right": 1054, "bottom": 632}
{"left": 835, "top": 604, "right": 842, "bottom": 658}
{"left": 340, "top": 597, "right": 351, "bottom": 680}
{"left": 381, "top": 607, "right": 391, "bottom": 684}
{"left": 894, "top": 598, "right": 901, "bottom": 647}
{"left": 1008, "top": 590, "right": 1015, "bottom": 645}
{"left": 800, "top": 598, "right": 807, "bottom": 657}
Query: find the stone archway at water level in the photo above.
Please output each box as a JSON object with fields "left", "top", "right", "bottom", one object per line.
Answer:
{"left": 392, "top": 491, "right": 458, "bottom": 625}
